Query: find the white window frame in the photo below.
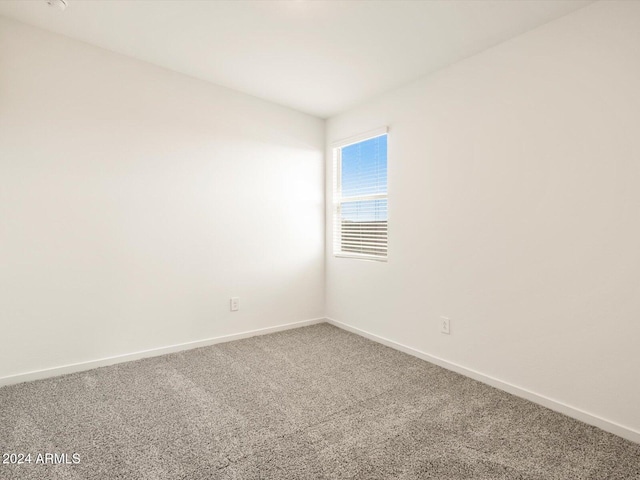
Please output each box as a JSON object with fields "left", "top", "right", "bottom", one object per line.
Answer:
{"left": 332, "top": 127, "right": 388, "bottom": 261}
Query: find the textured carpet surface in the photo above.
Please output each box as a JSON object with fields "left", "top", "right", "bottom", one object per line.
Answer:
{"left": 1, "top": 323, "right": 639, "bottom": 479}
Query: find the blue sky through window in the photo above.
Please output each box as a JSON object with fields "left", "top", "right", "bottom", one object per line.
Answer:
{"left": 340, "top": 135, "right": 387, "bottom": 222}
{"left": 341, "top": 135, "right": 387, "bottom": 197}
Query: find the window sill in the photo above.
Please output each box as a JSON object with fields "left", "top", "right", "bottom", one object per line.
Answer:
{"left": 334, "top": 253, "right": 388, "bottom": 262}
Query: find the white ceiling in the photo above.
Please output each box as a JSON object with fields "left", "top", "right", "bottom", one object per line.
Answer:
{"left": 0, "top": 0, "right": 594, "bottom": 118}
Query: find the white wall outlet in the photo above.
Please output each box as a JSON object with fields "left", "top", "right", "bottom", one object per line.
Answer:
{"left": 440, "top": 316, "right": 451, "bottom": 335}
{"left": 230, "top": 297, "right": 240, "bottom": 312}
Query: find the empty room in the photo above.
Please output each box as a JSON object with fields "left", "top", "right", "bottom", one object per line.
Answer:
{"left": 1, "top": 0, "right": 639, "bottom": 478}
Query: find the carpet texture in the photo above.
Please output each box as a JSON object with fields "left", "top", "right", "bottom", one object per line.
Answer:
{"left": 1, "top": 323, "right": 639, "bottom": 479}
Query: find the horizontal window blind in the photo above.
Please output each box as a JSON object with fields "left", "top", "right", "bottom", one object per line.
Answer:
{"left": 333, "top": 130, "right": 388, "bottom": 260}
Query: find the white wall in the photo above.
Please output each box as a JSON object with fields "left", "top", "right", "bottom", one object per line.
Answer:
{"left": 0, "top": 17, "right": 325, "bottom": 380}
{"left": 326, "top": 1, "right": 640, "bottom": 438}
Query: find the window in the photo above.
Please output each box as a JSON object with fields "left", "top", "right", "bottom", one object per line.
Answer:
{"left": 333, "top": 128, "right": 388, "bottom": 260}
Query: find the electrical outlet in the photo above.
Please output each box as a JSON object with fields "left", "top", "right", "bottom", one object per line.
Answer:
{"left": 230, "top": 297, "right": 240, "bottom": 312}
{"left": 440, "top": 316, "right": 450, "bottom": 335}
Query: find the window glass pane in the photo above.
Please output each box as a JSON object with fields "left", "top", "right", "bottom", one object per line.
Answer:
{"left": 334, "top": 131, "right": 388, "bottom": 259}
{"left": 341, "top": 135, "right": 387, "bottom": 197}
{"left": 339, "top": 199, "right": 388, "bottom": 223}
{"left": 339, "top": 199, "right": 388, "bottom": 256}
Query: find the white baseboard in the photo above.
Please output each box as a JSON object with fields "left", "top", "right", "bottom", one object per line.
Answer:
{"left": 326, "top": 317, "right": 640, "bottom": 445}
{"left": 0, "top": 317, "right": 325, "bottom": 388}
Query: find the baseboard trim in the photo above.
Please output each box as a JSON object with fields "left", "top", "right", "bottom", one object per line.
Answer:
{"left": 0, "top": 317, "right": 325, "bottom": 388}
{"left": 326, "top": 317, "right": 640, "bottom": 445}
